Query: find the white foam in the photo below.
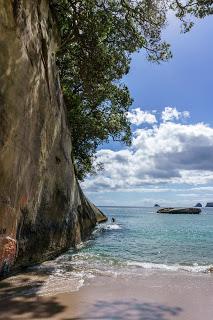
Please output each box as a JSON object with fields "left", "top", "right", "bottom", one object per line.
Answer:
{"left": 65, "top": 251, "right": 213, "bottom": 275}
{"left": 37, "top": 270, "right": 86, "bottom": 296}
{"left": 103, "top": 224, "right": 122, "bottom": 230}
{"left": 126, "top": 261, "right": 213, "bottom": 273}
{"left": 28, "top": 253, "right": 213, "bottom": 297}
{"left": 75, "top": 241, "right": 90, "bottom": 250}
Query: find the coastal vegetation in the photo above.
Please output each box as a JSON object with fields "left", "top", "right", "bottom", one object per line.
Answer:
{"left": 50, "top": 0, "right": 213, "bottom": 180}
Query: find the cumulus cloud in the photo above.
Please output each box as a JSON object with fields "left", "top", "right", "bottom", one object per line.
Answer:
{"left": 126, "top": 108, "right": 157, "bottom": 125}
{"left": 82, "top": 121, "right": 213, "bottom": 192}
{"left": 161, "top": 107, "right": 190, "bottom": 122}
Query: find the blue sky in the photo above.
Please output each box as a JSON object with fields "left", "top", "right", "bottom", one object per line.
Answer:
{"left": 125, "top": 15, "right": 213, "bottom": 126}
{"left": 82, "top": 15, "right": 213, "bottom": 207}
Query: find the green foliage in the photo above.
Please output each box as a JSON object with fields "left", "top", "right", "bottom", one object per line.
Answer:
{"left": 50, "top": 0, "right": 213, "bottom": 180}
{"left": 170, "top": 0, "right": 213, "bottom": 32}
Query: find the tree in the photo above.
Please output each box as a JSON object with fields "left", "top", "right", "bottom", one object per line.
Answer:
{"left": 50, "top": 0, "right": 213, "bottom": 180}
{"left": 171, "top": 0, "right": 213, "bottom": 32}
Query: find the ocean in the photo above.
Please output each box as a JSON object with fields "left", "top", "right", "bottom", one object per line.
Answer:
{"left": 31, "top": 206, "right": 213, "bottom": 295}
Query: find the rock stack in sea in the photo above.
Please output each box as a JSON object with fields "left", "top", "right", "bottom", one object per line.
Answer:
{"left": 195, "top": 203, "right": 202, "bottom": 207}
{"left": 206, "top": 203, "right": 213, "bottom": 207}
{"left": 157, "top": 208, "right": 201, "bottom": 214}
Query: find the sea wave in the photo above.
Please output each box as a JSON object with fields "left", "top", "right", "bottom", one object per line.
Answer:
{"left": 92, "top": 223, "right": 122, "bottom": 236}
{"left": 25, "top": 251, "right": 213, "bottom": 297}
{"left": 103, "top": 224, "right": 122, "bottom": 230}
{"left": 126, "top": 261, "right": 213, "bottom": 273}
{"left": 37, "top": 271, "right": 85, "bottom": 296}
{"left": 67, "top": 252, "right": 213, "bottom": 275}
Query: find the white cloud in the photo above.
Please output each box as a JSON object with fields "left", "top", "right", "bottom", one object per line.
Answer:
{"left": 82, "top": 121, "right": 213, "bottom": 192}
{"left": 126, "top": 107, "right": 190, "bottom": 126}
{"left": 161, "top": 107, "right": 190, "bottom": 122}
{"left": 127, "top": 108, "right": 157, "bottom": 125}
{"left": 182, "top": 110, "right": 190, "bottom": 118}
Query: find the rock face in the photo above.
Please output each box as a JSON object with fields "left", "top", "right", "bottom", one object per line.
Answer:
{"left": 195, "top": 203, "right": 202, "bottom": 208}
{"left": 0, "top": 0, "right": 107, "bottom": 277}
{"left": 206, "top": 203, "right": 213, "bottom": 207}
{"left": 157, "top": 208, "right": 201, "bottom": 214}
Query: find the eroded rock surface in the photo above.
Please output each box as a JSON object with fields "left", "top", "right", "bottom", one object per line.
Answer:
{"left": 0, "top": 0, "right": 107, "bottom": 277}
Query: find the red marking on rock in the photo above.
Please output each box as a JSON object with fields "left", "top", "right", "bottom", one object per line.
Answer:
{"left": 20, "top": 195, "right": 28, "bottom": 207}
{"left": 0, "top": 236, "right": 17, "bottom": 273}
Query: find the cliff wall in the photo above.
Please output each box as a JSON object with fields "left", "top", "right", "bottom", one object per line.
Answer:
{"left": 0, "top": 0, "right": 106, "bottom": 277}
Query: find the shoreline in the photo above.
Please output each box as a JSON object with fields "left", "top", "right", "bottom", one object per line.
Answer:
{"left": 0, "top": 268, "right": 213, "bottom": 320}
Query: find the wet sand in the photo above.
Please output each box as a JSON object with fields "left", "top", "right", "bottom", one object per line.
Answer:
{"left": 0, "top": 271, "right": 213, "bottom": 320}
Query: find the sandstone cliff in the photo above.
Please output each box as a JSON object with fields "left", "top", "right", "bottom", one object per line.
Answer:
{"left": 0, "top": 0, "right": 107, "bottom": 277}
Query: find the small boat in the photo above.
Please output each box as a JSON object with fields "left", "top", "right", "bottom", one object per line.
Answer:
{"left": 157, "top": 207, "right": 201, "bottom": 214}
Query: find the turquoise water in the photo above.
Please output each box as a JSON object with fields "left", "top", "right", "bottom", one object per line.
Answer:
{"left": 66, "top": 206, "right": 213, "bottom": 274}
{"left": 31, "top": 207, "right": 213, "bottom": 295}
{"left": 88, "top": 206, "right": 213, "bottom": 266}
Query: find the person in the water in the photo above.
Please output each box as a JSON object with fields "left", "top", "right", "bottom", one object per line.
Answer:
{"left": 111, "top": 217, "right": 115, "bottom": 223}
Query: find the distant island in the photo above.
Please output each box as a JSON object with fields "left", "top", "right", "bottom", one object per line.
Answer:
{"left": 195, "top": 203, "right": 202, "bottom": 207}
{"left": 154, "top": 204, "right": 160, "bottom": 207}
{"left": 206, "top": 202, "right": 213, "bottom": 207}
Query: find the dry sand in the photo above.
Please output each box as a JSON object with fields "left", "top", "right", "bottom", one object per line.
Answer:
{"left": 0, "top": 271, "right": 213, "bottom": 320}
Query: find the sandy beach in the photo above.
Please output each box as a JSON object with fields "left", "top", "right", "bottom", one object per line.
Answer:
{"left": 0, "top": 270, "right": 213, "bottom": 320}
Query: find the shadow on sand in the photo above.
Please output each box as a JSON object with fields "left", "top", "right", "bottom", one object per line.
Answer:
{"left": 0, "top": 267, "right": 183, "bottom": 320}
{"left": 64, "top": 299, "right": 183, "bottom": 320}
{"left": 0, "top": 267, "right": 66, "bottom": 320}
